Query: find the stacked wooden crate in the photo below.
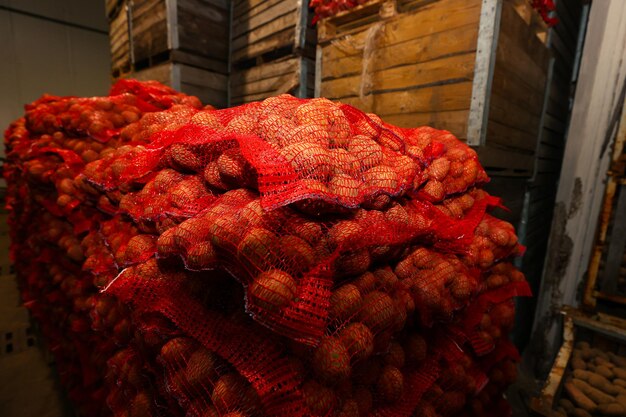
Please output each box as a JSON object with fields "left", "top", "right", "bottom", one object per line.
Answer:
{"left": 106, "top": 0, "right": 131, "bottom": 79}
{"left": 229, "top": 0, "right": 315, "bottom": 105}
{"left": 316, "top": 0, "right": 551, "bottom": 177}
{"left": 106, "top": 0, "right": 230, "bottom": 107}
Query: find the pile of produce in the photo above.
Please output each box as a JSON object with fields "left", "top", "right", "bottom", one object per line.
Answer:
{"left": 309, "top": 0, "right": 558, "bottom": 26}
{"left": 557, "top": 342, "right": 626, "bottom": 417}
{"left": 4, "top": 79, "right": 530, "bottom": 417}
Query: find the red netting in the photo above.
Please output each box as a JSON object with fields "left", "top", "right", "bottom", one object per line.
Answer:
{"left": 4, "top": 80, "right": 530, "bottom": 417}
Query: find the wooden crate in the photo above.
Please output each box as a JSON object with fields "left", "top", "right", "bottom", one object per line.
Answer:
{"left": 231, "top": 0, "right": 314, "bottom": 64}
{"left": 130, "top": 62, "right": 228, "bottom": 108}
{"left": 109, "top": 1, "right": 132, "bottom": 79}
{"left": 230, "top": 56, "right": 314, "bottom": 105}
{"left": 531, "top": 307, "right": 626, "bottom": 417}
{"left": 130, "top": 0, "right": 230, "bottom": 74}
{"left": 316, "top": 0, "right": 551, "bottom": 176}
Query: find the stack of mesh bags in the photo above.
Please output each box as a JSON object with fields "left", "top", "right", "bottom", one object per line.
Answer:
{"left": 4, "top": 80, "right": 531, "bottom": 417}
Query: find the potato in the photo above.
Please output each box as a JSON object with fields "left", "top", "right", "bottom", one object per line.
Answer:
{"left": 559, "top": 398, "right": 576, "bottom": 414}
{"left": 573, "top": 369, "right": 620, "bottom": 396}
{"left": 615, "top": 367, "right": 626, "bottom": 380}
{"left": 573, "top": 378, "right": 614, "bottom": 404}
{"left": 301, "top": 380, "right": 336, "bottom": 416}
{"left": 329, "top": 174, "right": 360, "bottom": 199}
{"left": 248, "top": 269, "right": 297, "bottom": 312}
{"left": 427, "top": 157, "right": 450, "bottom": 181}
{"left": 361, "top": 165, "right": 399, "bottom": 190}
{"left": 217, "top": 148, "right": 254, "bottom": 186}
{"left": 280, "top": 142, "right": 331, "bottom": 181}
{"left": 377, "top": 365, "right": 404, "bottom": 403}
{"left": 211, "top": 374, "right": 249, "bottom": 412}
{"left": 329, "top": 148, "right": 358, "bottom": 175}
{"left": 186, "top": 242, "right": 218, "bottom": 269}
{"left": 330, "top": 284, "right": 362, "bottom": 321}
{"left": 571, "top": 408, "right": 593, "bottom": 417}
{"left": 169, "top": 143, "right": 203, "bottom": 172}
{"left": 312, "top": 337, "right": 351, "bottom": 382}
{"left": 572, "top": 356, "right": 588, "bottom": 370}
{"left": 353, "top": 386, "right": 373, "bottom": 415}
{"left": 190, "top": 111, "right": 220, "bottom": 128}
{"left": 564, "top": 381, "right": 597, "bottom": 412}
{"left": 596, "top": 403, "right": 626, "bottom": 416}
{"left": 353, "top": 271, "right": 377, "bottom": 294}
{"left": 279, "top": 235, "right": 316, "bottom": 273}
{"left": 596, "top": 365, "right": 615, "bottom": 380}
{"left": 282, "top": 123, "right": 331, "bottom": 148}
{"left": 422, "top": 180, "right": 445, "bottom": 201}
{"left": 358, "top": 291, "right": 397, "bottom": 333}
{"left": 284, "top": 218, "right": 323, "bottom": 246}
{"left": 337, "top": 399, "right": 359, "bottom": 417}
{"left": 347, "top": 136, "right": 383, "bottom": 169}
{"left": 334, "top": 249, "right": 371, "bottom": 277}
{"left": 384, "top": 342, "right": 406, "bottom": 369}
{"left": 339, "top": 322, "right": 374, "bottom": 362}
{"left": 203, "top": 161, "right": 230, "bottom": 190}
{"left": 184, "top": 348, "right": 219, "bottom": 387}
{"left": 609, "top": 353, "right": 626, "bottom": 368}
{"left": 124, "top": 235, "right": 156, "bottom": 263}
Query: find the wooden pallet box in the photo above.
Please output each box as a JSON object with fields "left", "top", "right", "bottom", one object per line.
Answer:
{"left": 230, "top": 56, "right": 314, "bottom": 105}
{"left": 231, "top": 0, "right": 315, "bottom": 64}
{"left": 531, "top": 308, "right": 626, "bottom": 417}
{"left": 130, "top": 62, "right": 228, "bottom": 108}
{"left": 109, "top": 1, "right": 132, "bottom": 79}
{"left": 130, "top": 0, "right": 230, "bottom": 74}
{"left": 316, "top": 0, "right": 551, "bottom": 176}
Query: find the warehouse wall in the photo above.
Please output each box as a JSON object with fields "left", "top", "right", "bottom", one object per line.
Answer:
{"left": 0, "top": 0, "right": 111, "bottom": 158}
{"left": 529, "top": 0, "right": 626, "bottom": 376}
{"left": 513, "top": 0, "right": 586, "bottom": 352}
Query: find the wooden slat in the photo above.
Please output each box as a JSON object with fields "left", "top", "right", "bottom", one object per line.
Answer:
{"left": 230, "top": 57, "right": 300, "bottom": 86}
{"left": 381, "top": 110, "right": 469, "bottom": 137}
{"left": 540, "top": 128, "right": 565, "bottom": 148}
{"left": 177, "top": 0, "right": 230, "bottom": 61}
{"left": 486, "top": 120, "right": 537, "bottom": 151}
{"left": 231, "top": 67, "right": 299, "bottom": 98}
{"left": 182, "top": 83, "right": 227, "bottom": 108}
{"left": 488, "top": 93, "right": 542, "bottom": 136}
{"left": 321, "top": 52, "right": 475, "bottom": 99}
{"left": 232, "top": 9, "right": 297, "bottom": 51}
{"left": 494, "top": 31, "right": 548, "bottom": 95}
{"left": 129, "top": 62, "right": 173, "bottom": 85}
{"left": 340, "top": 81, "right": 473, "bottom": 116}
{"left": 131, "top": 0, "right": 168, "bottom": 64}
{"left": 232, "top": 0, "right": 297, "bottom": 38}
{"left": 322, "top": 23, "right": 479, "bottom": 81}
{"left": 490, "top": 65, "right": 546, "bottom": 114}
{"left": 231, "top": 14, "right": 298, "bottom": 61}
{"left": 499, "top": 0, "right": 551, "bottom": 70}
{"left": 179, "top": 64, "right": 228, "bottom": 91}
{"left": 536, "top": 142, "right": 564, "bottom": 160}
{"left": 234, "top": 0, "right": 278, "bottom": 19}
{"left": 321, "top": 0, "right": 481, "bottom": 62}
{"left": 476, "top": 145, "right": 534, "bottom": 175}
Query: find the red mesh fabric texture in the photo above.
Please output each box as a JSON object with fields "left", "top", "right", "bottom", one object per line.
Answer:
{"left": 4, "top": 80, "right": 530, "bottom": 417}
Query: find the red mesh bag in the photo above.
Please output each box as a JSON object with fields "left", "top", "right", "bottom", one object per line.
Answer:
{"left": 4, "top": 80, "right": 531, "bottom": 417}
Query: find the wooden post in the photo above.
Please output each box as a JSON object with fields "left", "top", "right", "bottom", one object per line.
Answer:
{"left": 466, "top": 0, "right": 502, "bottom": 146}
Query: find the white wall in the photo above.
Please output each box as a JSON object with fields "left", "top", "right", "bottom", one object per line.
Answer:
{"left": 0, "top": 0, "right": 111, "bottom": 158}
